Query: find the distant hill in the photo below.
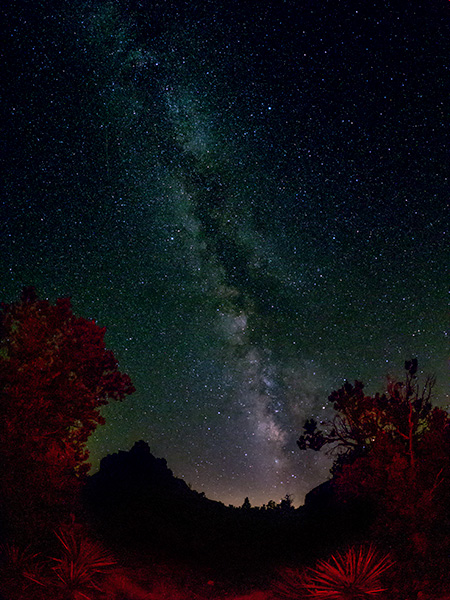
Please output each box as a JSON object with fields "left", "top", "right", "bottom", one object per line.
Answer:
{"left": 85, "top": 439, "right": 213, "bottom": 507}
{"left": 84, "top": 441, "right": 372, "bottom": 578}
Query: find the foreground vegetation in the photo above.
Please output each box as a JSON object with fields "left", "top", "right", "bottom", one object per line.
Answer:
{"left": 1, "top": 290, "right": 450, "bottom": 599}
{"left": 0, "top": 527, "right": 395, "bottom": 599}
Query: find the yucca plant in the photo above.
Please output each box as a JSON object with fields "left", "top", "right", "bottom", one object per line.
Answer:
{"left": 1, "top": 541, "right": 41, "bottom": 573}
{"left": 48, "top": 526, "right": 116, "bottom": 600}
{"left": 303, "top": 545, "right": 393, "bottom": 599}
{"left": 0, "top": 542, "right": 45, "bottom": 599}
{"left": 273, "top": 545, "right": 393, "bottom": 600}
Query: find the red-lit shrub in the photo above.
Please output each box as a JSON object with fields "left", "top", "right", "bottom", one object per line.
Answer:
{"left": 47, "top": 526, "right": 116, "bottom": 599}
{"left": 273, "top": 545, "right": 393, "bottom": 600}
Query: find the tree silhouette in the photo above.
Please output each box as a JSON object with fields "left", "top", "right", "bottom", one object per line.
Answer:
{"left": 241, "top": 497, "right": 251, "bottom": 510}
{"left": 279, "top": 494, "right": 294, "bottom": 513}
{"left": 0, "top": 287, "right": 135, "bottom": 541}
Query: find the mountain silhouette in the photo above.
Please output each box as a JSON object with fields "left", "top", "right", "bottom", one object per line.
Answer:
{"left": 86, "top": 440, "right": 205, "bottom": 505}
{"left": 84, "top": 441, "right": 371, "bottom": 580}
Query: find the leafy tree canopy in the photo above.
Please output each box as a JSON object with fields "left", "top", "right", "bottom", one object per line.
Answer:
{"left": 298, "top": 360, "right": 450, "bottom": 589}
{"left": 0, "top": 287, "right": 135, "bottom": 539}
{"left": 297, "top": 359, "right": 436, "bottom": 473}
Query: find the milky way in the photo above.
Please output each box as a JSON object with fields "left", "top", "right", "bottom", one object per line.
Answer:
{"left": 2, "top": 0, "right": 449, "bottom": 506}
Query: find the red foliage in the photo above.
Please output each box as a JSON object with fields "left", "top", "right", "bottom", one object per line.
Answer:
{"left": 299, "top": 361, "right": 450, "bottom": 592}
{"left": 334, "top": 405, "right": 450, "bottom": 591}
{"left": 0, "top": 288, "right": 135, "bottom": 540}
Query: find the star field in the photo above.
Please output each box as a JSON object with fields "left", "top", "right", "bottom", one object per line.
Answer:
{"left": 1, "top": 0, "right": 449, "bottom": 506}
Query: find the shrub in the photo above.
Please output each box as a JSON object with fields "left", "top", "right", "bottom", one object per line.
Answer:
{"left": 273, "top": 545, "right": 393, "bottom": 600}
{"left": 48, "top": 526, "right": 116, "bottom": 599}
{"left": 303, "top": 545, "right": 393, "bottom": 599}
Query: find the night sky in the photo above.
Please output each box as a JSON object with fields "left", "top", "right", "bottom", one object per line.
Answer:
{"left": 2, "top": 0, "right": 449, "bottom": 507}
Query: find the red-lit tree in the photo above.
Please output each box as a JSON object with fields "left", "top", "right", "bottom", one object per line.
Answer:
{"left": 298, "top": 360, "right": 450, "bottom": 593}
{"left": 297, "top": 359, "right": 436, "bottom": 473}
{"left": 0, "top": 287, "right": 135, "bottom": 541}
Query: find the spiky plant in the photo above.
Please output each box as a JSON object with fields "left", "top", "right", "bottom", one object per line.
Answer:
{"left": 1, "top": 542, "right": 40, "bottom": 573}
{"left": 48, "top": 526, "right": 116, "bottom": 600}
{"left": 303, "top": 545, "right": 393, "bottom": 599}
{"left": 0, "top": 543, "right": 45, "bottom": 599}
